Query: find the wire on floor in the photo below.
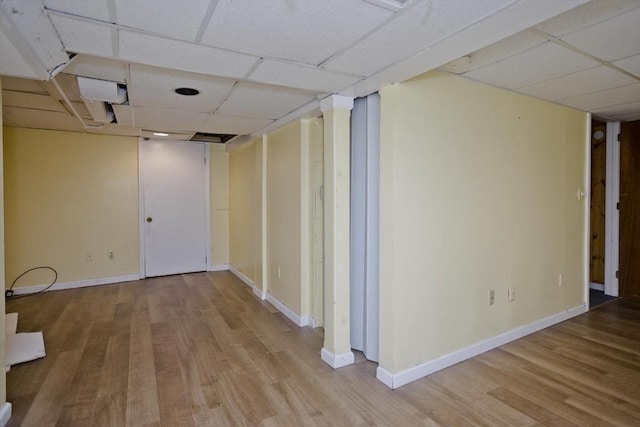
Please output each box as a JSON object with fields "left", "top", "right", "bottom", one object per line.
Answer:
{"left": 5, "top": 266, "right": 58, "bottom": 299}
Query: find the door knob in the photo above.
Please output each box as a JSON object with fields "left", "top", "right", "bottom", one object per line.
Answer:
{"left": 146, "top": 217, "right": 153, "bottom": 223}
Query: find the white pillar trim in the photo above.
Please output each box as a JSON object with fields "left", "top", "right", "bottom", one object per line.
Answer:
{"left": 320, "top": 95, "right": 354, "bottom": 113}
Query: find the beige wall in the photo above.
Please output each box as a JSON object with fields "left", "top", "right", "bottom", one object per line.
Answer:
{"left": 379, "top": 71, "right": 588, "bottom": 374}
{"left": 0, "top": 78, "right": 7, "bottom": 405}
{"left": 210, "top": 144, "right": 229, "bottom": 267}
{"left": 266, "top": 121, "right": 304, "bottom": 314}
{"left": 228, "top": 120, "right": 319, "bottom": 318}
{"left": 3, "top": 128, "right": 139, "bottom": 287}
{"left": 229, "top": 141, "right": 259, "bottom": 281}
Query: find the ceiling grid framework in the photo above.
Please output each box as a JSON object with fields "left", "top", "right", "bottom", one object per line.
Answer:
{"left": 1, "top": 0, "right": 638, "bottom": 140}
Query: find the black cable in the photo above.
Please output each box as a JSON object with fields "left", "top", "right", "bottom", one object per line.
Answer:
{"left": 5, "top": 266, "right": 58, "bottom": 299}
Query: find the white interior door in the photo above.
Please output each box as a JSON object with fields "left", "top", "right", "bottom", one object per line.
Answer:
{"left": 142, "top": 140, "right": 208, "bottom": 277}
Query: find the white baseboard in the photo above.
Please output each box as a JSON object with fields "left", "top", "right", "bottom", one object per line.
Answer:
{"left": 9, "top": 274, "right": 140, "bottom": 296}
{"left": 266, "top": 292, "right": 309, "bottom": 327}
{"left": 209, "top": 264, "right": 229, "bottom": 272}
{"left": 321, "top": 347, "right": 355, "bottom": 369}
{"left": 228, "top": 265, "right": 266, "bottom": 300}
{"left": 589, "top": 282, "right": 605, "bottom": 291}
{"left": 0, "top": 402, "right": 11, "bottom": 427}
{"left": 228, "top": 266, "right": 309, "bottom": 327}
{"left": 377, "top": 303, "right": 587, "bottom": 389}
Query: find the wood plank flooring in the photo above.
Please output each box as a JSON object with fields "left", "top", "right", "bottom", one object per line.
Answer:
{"left": 6, "top": 271, "right": 640, "bottom": 426}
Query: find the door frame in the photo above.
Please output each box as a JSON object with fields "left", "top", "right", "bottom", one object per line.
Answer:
{"left": 138, "top": 138, "right": 211, "bottom": 279}
{"left": 604, "top": 122, "right": 621, "bottom": 297}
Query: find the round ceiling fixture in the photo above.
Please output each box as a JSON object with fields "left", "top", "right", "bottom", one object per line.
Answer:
{"left": 174, "top": 87, "right": 200, "bottom": 96}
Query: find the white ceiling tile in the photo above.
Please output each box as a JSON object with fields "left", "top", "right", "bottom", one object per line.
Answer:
{"left": 0, "top": 77, "right": 47, "bottom": 94}
{"left": 2, "top": 90, "right": 66, "bottom": 112}
{"left": 49, "top": 14, "right": 114, "bottom": 57}
{"left": 613, "top": 54, "right": 640, "bottom": 78}
{"left": 62, "top": 56, "right": 127, "bottom": 83}
{"left": 128, "top": 64, "right": 235, "bottom": 113}
{"left": 119, "top": 31, "right": 257, "bottom": 79}
{"left": 535, "top": 0, "right": 640, "bottom": 37}
{"left": 0, "top": 27, "right": 40, "bottom": 79}
{"left": 198, "top": 114, "right": 273, "bottom": 135}
{"left": 616, "top": 111, "right": 640, "bottom": 121}
{"left": 87, "top": 124, "right": 141, "bottom": 137}
{"left": 439, "top": 30, "right": 546, "bottom": 74}
{"left": 249, "top": 60, "right": 360, "bottom": 93}
{"left": 518, "top": 65, "right": 637, "bottom": 101}
{"left": 324, "top": 0, "right": 516, "bottom": 76}
{"left": 112, "top": 104, "right": 134, "bottom": 127}
{"left": 560, "top": 8, "right": 640, "bottom": 61}
{"left": 3, "top": 106, "right": 84, "bottom": 132}
{"left": 133, "top": 106, "right": 208, "bottom": 133}
{"left": 201, "top": 0, "right": 392, "bottom": 65}
{"left": 462, "top": 42, "right": 599, "bottom": 89}
{"left": 44, "top": 0, "right": 111, "bottom": 21}
{"left": 216, "top": 82, "right": 315, "bottom": 120}
{"left": 70, "top": 101, "right": 92, "bottom": 120}
{"left": 2, "top": 0, "right": 70, "bottom": 76}
{"left": 593, "top": 100, "right": 640, "bottom": 116}
{"left": 560, "top": 83, "right": 640, "bottom": 112}
{"left": 115, "top": 0, "right": 211, "bottom": 41}
{"left": 50, "top": 74, "right": 83, "bottom": 102}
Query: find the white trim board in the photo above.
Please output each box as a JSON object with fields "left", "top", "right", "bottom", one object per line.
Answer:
{"left": 208, "top": 264, "right": 229, "bottom": 272}
{"left": 589, "top": 282, "right": 605, "bottom": 291}
{"left": 228, "top": 265, "right": 266, "bottom": 300}
{"left": 0, "top": 402, "right": 12, "bottom": 427}
{"left": 376, "top": 304, "right": 588, "bottom": 389}
{"left": 8, "top": 274, "right": 140, "bottom": 296}
{"left": 321, "top": 348, "right": 355, "bottom": 369}
{"left": 266, "top": 292, "right": 310, "bottom": 327}
{"left": 228, "top": 266, "right": 310, "bottom": 326}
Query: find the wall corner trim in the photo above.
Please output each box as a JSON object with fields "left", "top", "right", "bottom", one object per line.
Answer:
{"left": 8, "top": 274, "right": 140, "bottom": 295}
{"left": 266, "top": 292, "right": 309, "bottom": 327}
{"left": 376, "top": 303, "right": 588, "bottom": 389}
{"left": 209, "top": 264, "right": 229, "bottom": 272}
{"left": 0, "top": 402, "right": 12, "bottom": 427}
{"left": 228, "top": 265, "right": 266, "bottom": 300}
{"left": 321, "top": 348, "right": 355, "bottom": 369}
{"left": 320, "top": 95, "right": 354, "bottom": 112}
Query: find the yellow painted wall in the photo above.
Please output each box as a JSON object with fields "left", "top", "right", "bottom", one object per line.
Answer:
{"left": 229, "top": 141, "right": 259, "bottom": 281}
{"left": 0, "top": 78, "right": 7, "bottom": 405}
{"left": 3, "top": 127, "right": 139, "bottom": 288}
{"left": 379, "top": 71, "right": 587, "bottom": 373}
{"left": 210, "top": 144, "right": 229, "bottom": 267}
{"left": 267, "top": 121, "right": 304, "bottom": 314}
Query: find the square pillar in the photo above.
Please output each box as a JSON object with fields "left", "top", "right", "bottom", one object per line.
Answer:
{"left": 320, "top": 95, "right": 354, "bottom": 368}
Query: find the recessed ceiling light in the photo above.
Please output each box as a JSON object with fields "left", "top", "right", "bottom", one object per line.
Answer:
{"left": 153, "top": 132, "right": 169, "bottom": 137}
{"left": 174, "top": 87, "right": 199, "bottom": 96}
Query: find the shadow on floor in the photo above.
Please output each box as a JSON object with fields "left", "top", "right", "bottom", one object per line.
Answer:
{"left": 590, "top": 288, "right": 617, "bottom": 308}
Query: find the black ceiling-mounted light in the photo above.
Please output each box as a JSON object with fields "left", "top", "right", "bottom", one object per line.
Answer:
{"left": 174, "top": 87, "right": 200, "bottom": 96}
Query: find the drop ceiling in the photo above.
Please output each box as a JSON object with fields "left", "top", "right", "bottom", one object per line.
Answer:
{"left": 1, "top": 0, "right": 638, "bottom": 142}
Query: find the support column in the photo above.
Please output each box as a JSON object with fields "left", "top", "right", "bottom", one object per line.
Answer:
{"left": 320, "top": 95, "right": 354, "bottom": 368}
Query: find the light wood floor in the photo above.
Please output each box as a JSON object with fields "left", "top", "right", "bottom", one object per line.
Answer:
{"left": 6, "top": 271, "right": 640, "bottom": 426}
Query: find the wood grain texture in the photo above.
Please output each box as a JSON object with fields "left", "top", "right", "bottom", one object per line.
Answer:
{"left": 6, "top": 271, "right": 640, "bottom": 426}
{"left": 590, "top": 121, "right": 606, "bottom": 284}
{"left": 620, "top": 119, "right": 640, "bottom": 304}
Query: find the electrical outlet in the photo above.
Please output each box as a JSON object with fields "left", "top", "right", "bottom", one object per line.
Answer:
{"left": 108, "top": 251, "right": 115, "bottom": 260}
{"left": 85, "top": 252, "right": 93, "bottom": 262}
{"left": 558, "top": 273, "right": 563, "bottom": 287}
{"left": 277, "top": 266, "right": 281, "bottom": 279}
{"left": 508, "top": 285, "right": 516, "bottom": 302}
{"left": 489, "top": 289, "right": 495, "bottom": 306}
